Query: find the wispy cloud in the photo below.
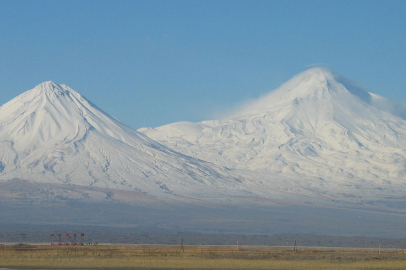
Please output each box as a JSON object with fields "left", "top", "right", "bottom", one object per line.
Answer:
{"left": 306, "top": 63, "right": 327, "bottom": 68}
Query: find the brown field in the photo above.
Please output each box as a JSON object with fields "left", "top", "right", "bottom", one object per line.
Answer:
{"left": 1, "top": 244, "right": 406, "bottom": 269}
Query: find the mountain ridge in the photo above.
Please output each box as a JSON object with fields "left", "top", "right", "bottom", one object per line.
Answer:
{"left": 2, "top": 69, "right": 406, "bottom": 212}
{"left": 0, "top": 81, "right": 243, "bottom": 201}
{"left": 140, "top": 68, "right": 406, "bottom": 198}
{"left": 2, "top": 69, "right": 406, "bottom": 236}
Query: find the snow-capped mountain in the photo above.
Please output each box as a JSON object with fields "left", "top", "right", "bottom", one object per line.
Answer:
{"left": 3, "top": 69, "right": 406, "bottom": 211}
{"left": 0, "top": 82, "right": 242, "bottom": 200}
{"left": 140, "top": 68, "right": 406, "bottom": 199}
{"left": 2, "top": 70, "right": 406, "bottom": 236}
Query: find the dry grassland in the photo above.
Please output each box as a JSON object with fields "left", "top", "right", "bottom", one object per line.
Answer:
{"left": 1, "top": 244, "right": 406, "bottom": 269}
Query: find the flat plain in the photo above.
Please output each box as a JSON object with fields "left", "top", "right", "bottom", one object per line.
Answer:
{"left": 1, "top": 244, "right": 406, "bottom": 269}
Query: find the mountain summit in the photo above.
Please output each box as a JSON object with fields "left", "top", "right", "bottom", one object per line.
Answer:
{"left": 233, "top": 67, "right": 370, "bottom": 117}
{"left": 0, "top": 81, "right": 142, "bottom": 152}
{"left": 0, "top": 82, "right": 240, "bottom": 199}
{"left": 234, "top": 67, "right": 406, "bottom": 120}
{"left": 140, "top": 68, "right": 406, "bottom": 199}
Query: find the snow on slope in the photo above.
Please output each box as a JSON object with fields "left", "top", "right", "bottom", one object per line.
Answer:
{"left": 0, "top": 82, "right": 244, "bottom": 200}
{"left": 140, "top": 68, "right": 406, "bottom": 193}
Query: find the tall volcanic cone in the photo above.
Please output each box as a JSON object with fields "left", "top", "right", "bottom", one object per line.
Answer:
{"left": 0, "top": 82, "right": 239, "bottom": 199}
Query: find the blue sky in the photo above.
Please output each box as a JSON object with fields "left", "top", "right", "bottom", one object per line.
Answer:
{"left": 0, "top": 0, "right": 405, "bottom": 129}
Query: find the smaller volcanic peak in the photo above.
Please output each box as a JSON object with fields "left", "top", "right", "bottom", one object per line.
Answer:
{"left": 0, "top": 82, "right": 94, "bottom": 152}
{"left": 12, "top": 81, "right": 81, "bottom": 108}
{"left": 0, "top": 82, "right": 238, "bottom": 198}
{"left": 32, "top": 81, "right": 68, "bottom": 94}
{"left": 0, "top": 82, "right": 150, "bottom": 152}
{"left": 31, "top": 81, "right": 94, "bottom": 106}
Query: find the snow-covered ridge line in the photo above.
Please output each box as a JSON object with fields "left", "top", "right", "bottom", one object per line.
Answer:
{"left": 140, "top": 67, "right": 406, "bottom": 202}
{"left": 0, "top": 81, "right": 245, "bottom": 201}
{"left": 2, "top": 68, "right": 406, "bottom": 209}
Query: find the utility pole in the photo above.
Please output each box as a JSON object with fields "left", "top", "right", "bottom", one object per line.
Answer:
{"left": 237, "top": 241, "right": 239, "bottom": 252}
{"left": 20, "top": 233, "right": 26, "bottom": 245}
